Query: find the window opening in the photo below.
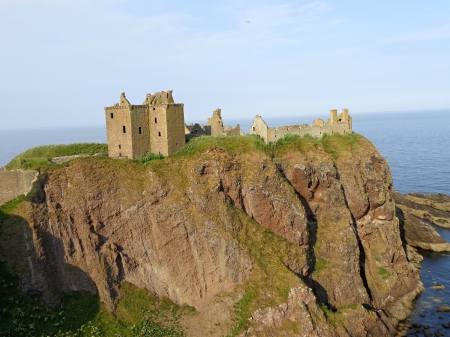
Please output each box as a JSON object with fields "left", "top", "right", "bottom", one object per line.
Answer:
{"left": 158, "top": 132, "right": 161, "bottom": 137}
{"left": 253, "top": 127, "right": 255, "bottom": 131}
{"left": 110, "top": 113, "right": 114, "bottom": 119}
{"left": 155, "top": 118, "right": 157, "bottom": 123}
{"left": 138, "top": 127, "right": 142, "bottom": 134}
{"left": 118, "top": 145, "right": 121, "bottom": 149}
{"left": 123, "top": 126, "right": 126, "bottom": 133}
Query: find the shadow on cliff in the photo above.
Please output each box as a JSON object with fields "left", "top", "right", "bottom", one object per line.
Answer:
{"left": 395, "top": 206, "right": 409, "bottom": 253}
{"left": 274, "top": 165, "right": 337, "bottom": 311}
{"left": 0, "top": 207, "right": 101, "bottom": 335}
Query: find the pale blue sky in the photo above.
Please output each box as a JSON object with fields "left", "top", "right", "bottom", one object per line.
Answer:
{"left": 1, "top": 0, "right": 450, "bottom": 129}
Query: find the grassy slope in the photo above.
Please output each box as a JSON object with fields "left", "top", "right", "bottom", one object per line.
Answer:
{"left": 0, "top": 133, "right": 371, "bottom": 336}
{"left": 5, "top": 143, "right": 107, "bottom": 170}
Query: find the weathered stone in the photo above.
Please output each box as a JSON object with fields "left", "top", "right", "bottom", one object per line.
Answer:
{"left": 0, "top": 169, "right": 39, "bottom": 205}
{"left": 105, "top": 90, "right": 185, "bottom": 158}
{"left": 249, "top": 109, "right": 352, "bottom": 143}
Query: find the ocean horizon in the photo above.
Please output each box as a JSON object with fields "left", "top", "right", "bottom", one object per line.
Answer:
{"left": 1, "top": 109, "right": 449, "bottom": 196}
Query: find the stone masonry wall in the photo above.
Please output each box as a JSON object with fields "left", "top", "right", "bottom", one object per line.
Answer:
{"left": 105, "top": 106, "right": 133, "bottom": 158}
{"left": 130, "top": 106, "right": 150, "bottom": 159}
{"left": 166, "top": 104, "right": 186, "bottom": 155}
{"left": 250, "top": 110, "right": 352, "bottom": 143}
{"left": 149, "top": 105, "right": 169, "bottom": 156}
{"left": 0, "top": 170, "right": 38, "bottom": 206}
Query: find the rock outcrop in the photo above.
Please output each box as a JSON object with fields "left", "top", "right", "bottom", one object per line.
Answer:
{"left": 0, "top": 135, "right": 425, "bottom": 336}
{"left": 394, "top": 192, "right": 450, "bottom": 252}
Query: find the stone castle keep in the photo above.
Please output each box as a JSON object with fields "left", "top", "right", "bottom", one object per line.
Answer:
{"left": 105, "top": 90, "right": 352, "bottom": 158}
{"left": 105, "top": 91, "right": 185, "bottom": 158}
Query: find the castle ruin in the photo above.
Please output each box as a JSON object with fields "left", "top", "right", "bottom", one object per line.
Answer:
{"left": 249, "top": 109, "right": 352, "bottom": 143}
{"left": 185, "top": 108, "right": 244, "bottom": 140}
{"left": 105, "top": 91, "right": 185, "bottom": 158}
{"left": 105, "top": 90, "right": 352, "bottom": 157}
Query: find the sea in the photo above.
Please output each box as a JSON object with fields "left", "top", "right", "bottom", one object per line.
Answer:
{"left": 0, "top": 110, "right": 449, "bottom": 334}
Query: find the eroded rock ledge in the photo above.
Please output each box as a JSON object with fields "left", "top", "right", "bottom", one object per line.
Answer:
{"left": 395, "top": 192, "right": 450, "bottom": 252}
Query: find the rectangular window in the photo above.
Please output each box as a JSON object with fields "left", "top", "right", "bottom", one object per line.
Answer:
{"left": 176, "top": 143, "right": 178, "bottom": 147}
{"left": 119, "top": 153, "right": 121, "bottom": 157}
{"left": 138, "top": 127, "right": 142, "bottom": 134}
{"left": 118, "top": 145, "right": 121, "bottom": 149}
{"left": 123, "top": 126, "right": 126, "bottom": 133}
{"left": 253, "top": 127, "right": 255, "bottom": 131}
{"left": 110, "top": 113, "right": 114, "bottom": 119}
{"left": 158, "top": 132, "right": 161, "bottom": 137}
{"left": 154, "top": 118, "right": 157, "bottom": 123}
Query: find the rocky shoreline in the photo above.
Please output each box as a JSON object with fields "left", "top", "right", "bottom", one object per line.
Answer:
{"left": 395, "top": 192, "right": 450, "bottom": 252}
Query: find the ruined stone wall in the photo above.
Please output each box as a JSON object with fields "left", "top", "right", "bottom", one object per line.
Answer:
{"left": 149, "top": 105, "right": 169, "bottom": 156}
{"left": 0, "top": 170, "right": 38, "bottom": 205}
{"left": 129, "top": 106, "right": 150, "bottom": 159}
{"left": 207, "top": 109, "right": 225, "bottom": 136}
{"left": 165, "top": 104, "right": 186, "bottom": 155}
{"left": 250, "top": 110, "right": 352, "bottom": 143}
{"left": 249, "top": 116, "right": 269, "bottom": 142}
{"left": 105, "top": 106, "right": 133, "bottom": 158}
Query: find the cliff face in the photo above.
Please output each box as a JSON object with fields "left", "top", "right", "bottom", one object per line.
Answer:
{"left": 1, "top": 135, "right": 423, "bottom": 336}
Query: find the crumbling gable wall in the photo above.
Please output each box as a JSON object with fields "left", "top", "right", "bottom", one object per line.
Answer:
{"left": 204, "top": 109, "right": 245, "bottom": 137}
{"left": 249, "top": 109, "right": 352, "bottom": 143}
{"left": 207, "top": 109, "right": 225, "bottom": 136}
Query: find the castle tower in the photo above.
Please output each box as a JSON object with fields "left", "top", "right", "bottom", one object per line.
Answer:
{"left": 105, "top": 90, "right": 185, "bottom": 158}
{"left": 105, "top": 93, "right": 150, "bottom": 159}
{"left": 148, "top": 90, "right": 185, "bottom": 156}
{"left": 329, "top": 109, "right": 338, "bottom": 124}
{"left": 341, "top": 108, "right": 349, "bottom": 122}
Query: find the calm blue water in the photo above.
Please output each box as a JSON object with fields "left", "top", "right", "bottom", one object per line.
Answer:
{"left": 1, "top": 110, "right": 450, "bottom": 333}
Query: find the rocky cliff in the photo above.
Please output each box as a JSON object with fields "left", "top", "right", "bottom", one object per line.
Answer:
{"left": 0, "top": 134, "right": 425, "bottom": 336}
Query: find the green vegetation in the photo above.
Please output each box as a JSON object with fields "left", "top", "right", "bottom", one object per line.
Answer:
{"left": 5, "top": 143, "right": 107, "bottom": 170}
{"left": 313, "top": 257, "right": 330, "bottom": 274}
{"left": 171, "top": 135, "right": 268, "bottom": 158}
{"left": 136, "top": 152, "right": 165, "bottom": 164}
{"left": 0, "top": 195, "right": 25, "bottom": 223}
{"left": 378, "top": 267, "right": 391, "bottom": 280}
{"left": 224, "top": 207, "right": 305, "bottom": 336}
{"left": 272, "top": 131, "right": 365, "bottom": 160}
{"left": 0, "top": 266, "right": 188, "bottom": 337}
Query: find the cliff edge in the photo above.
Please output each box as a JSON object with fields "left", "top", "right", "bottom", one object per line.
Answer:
{"left": 0, "top": 134, "right": 424, "bottom": 336}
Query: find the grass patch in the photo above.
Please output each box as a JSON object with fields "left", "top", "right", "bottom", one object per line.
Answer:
{"left": 378, "top": 267, "right": 391, "bottom": 280}
{"left": 0, "top": 268, "right": 189, "bottom": 336}
{"left": 272, "top": 132, "right": 366, "bottom": 160}
{"left": 135, "top": 152, "right": 165, "bottom": 164}
{"left": 0, "top": 195, "right": 25, "bottom": 223}
{"left": 5, "top": 143, "right": 107, "bottom": 170}
{"left": 225, "top": 207, "right": 306, "bottom": 336}
{"left": 170, "top": 135, "right": 268, "bottom": 158}
{"left": 313, "top": 257, "right": 329, "bottom": 274}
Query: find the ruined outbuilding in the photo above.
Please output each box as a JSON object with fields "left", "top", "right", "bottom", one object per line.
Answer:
{"left": 249, "top": 109, "right": 352, "bottom": 143}
{"left": 185, "top": 109, "right": 244, "bottom": 140}
{"left": 105, "top": 91, "right": 185, "bottom": 158}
